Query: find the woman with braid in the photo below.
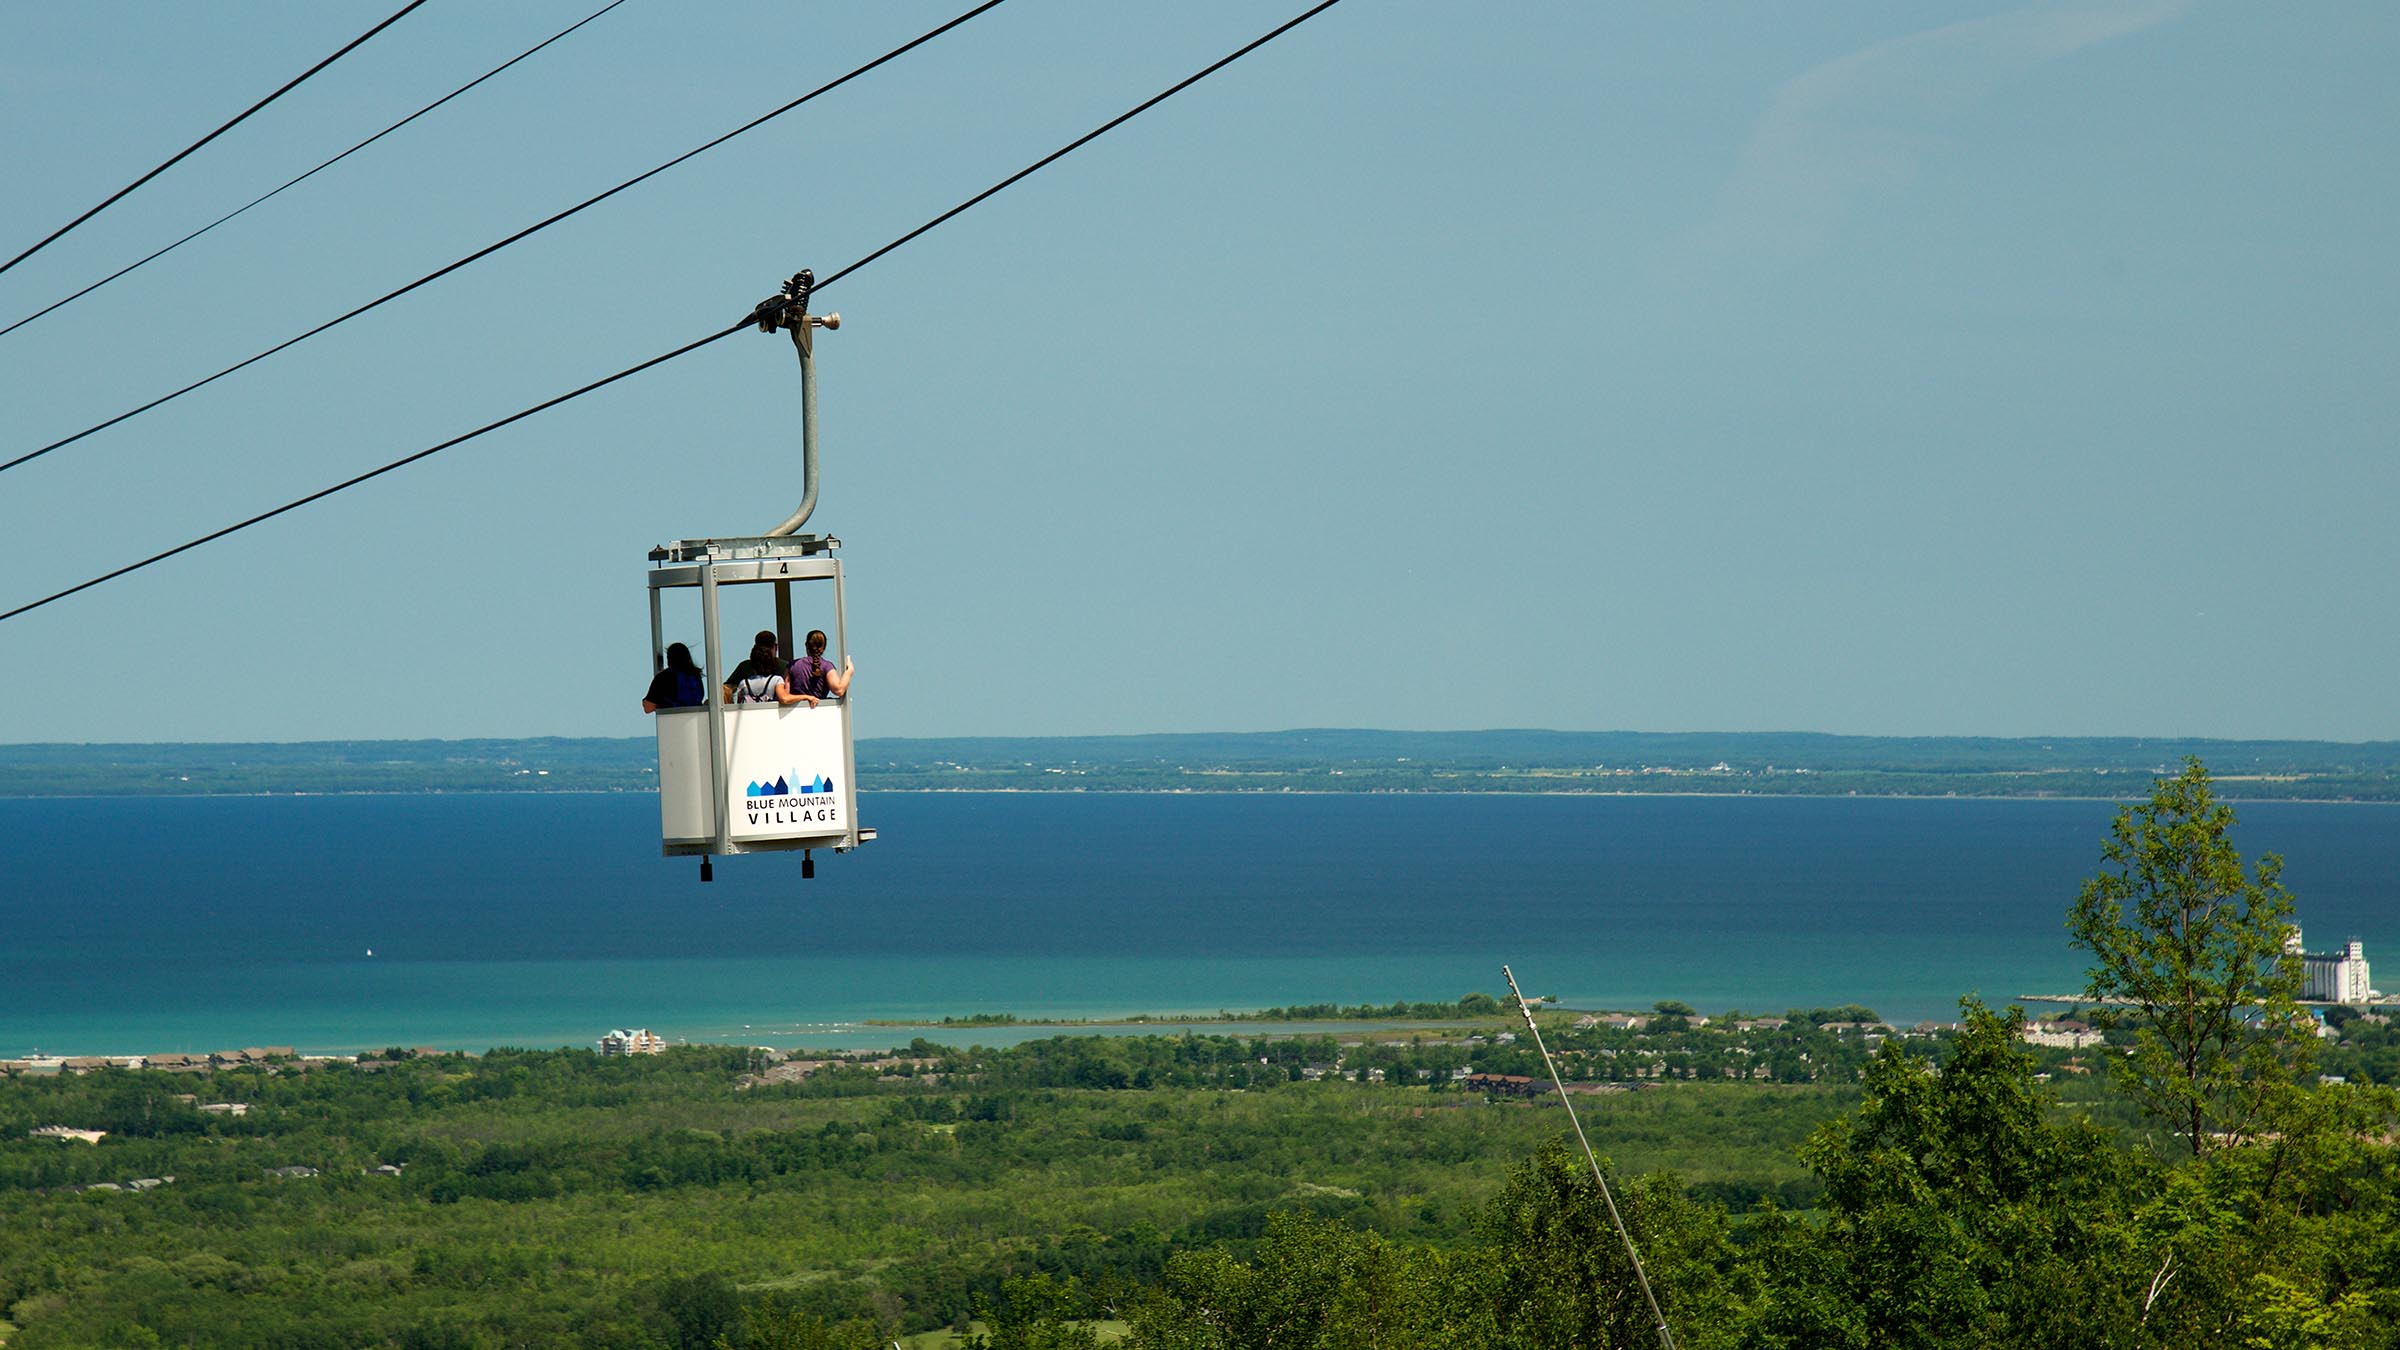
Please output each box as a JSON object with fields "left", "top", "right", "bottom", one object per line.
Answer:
{"left": 787, "top": 629, "right": 853, "bottom": 700}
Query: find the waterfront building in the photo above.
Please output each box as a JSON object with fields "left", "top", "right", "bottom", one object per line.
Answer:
{"left": 2023, "top": 1020, "right": 2103, "bottom": 1050}
{"left": 2286, "top": 930, "right": 2375, "bottom": 1004}
{"left": 598, "top": 1028, "right": 667, "bottom": 1056}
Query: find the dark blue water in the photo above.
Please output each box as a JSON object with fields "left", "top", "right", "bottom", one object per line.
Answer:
{"left": 3, "top": 793, "right": 2391, "bottom": 1055}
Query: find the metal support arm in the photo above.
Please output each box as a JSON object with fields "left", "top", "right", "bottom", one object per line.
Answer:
{"left": 749, "top": 269, "right": 841, "bottom": 538}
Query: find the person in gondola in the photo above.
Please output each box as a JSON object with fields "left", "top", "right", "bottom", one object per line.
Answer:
{"left": 787, "top": 629, "right": 854, "bottom": 700}
{"left": 725, "top": 630, "right": 780, "bottom": 687}
{"left": 725, "top": 632, "right": 811, "bottom": 707}
{"left": 641, "top": 642, "right": 706, "bottom": 713}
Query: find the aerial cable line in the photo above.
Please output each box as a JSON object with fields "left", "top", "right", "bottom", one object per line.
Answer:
{"left": 0, "top": 0, "right": 428, "bottom": 280}
{"left": 0, "top": 0, "right": 1348, "bottom": 625}
{"left": 0, "top": 0, "right": 1010, "bottom": 480}
{"left": 812, "top": 0, "right": 1344, "bottom": 295}
{"left": 1503, "top": 964, "right": 1679, "bottom": 1349}
{"left": 0, "top": 0, "right": 634, "bottom": 342}
{"left": 0, "top": 319, "right": 753, "bottom": 625}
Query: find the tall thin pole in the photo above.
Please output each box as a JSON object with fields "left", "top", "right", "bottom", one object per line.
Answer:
{"left": 700, "top": 565, "right": 731, "bottom": 861}
{"left": 1502, "top": 964, "right": 1677, "bottom": 1350}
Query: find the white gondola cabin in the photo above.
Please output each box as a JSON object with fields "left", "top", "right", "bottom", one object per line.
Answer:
{"left": 646, "top": 539, "right": 868, "bottom": 878}
{"left": 645, "top": 270, "right": 868, "bottom": 881}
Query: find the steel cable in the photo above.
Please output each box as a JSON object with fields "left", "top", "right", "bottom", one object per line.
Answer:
{"left": 0, "top": 0, "right": 1349, "bottom": 624}
{"left": 0, "top": 0, "right": 1010, "bottom": 478}
{"left": 0, "top": 320, "right": 752, "bottom": 624}
{"left": 0, "top": 1, "right": 429, "bottom": 278}
{"left": 0, "top": 0, "right": 635, "bottom": 341}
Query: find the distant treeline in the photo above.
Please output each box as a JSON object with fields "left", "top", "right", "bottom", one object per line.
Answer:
{"left": 922, "top": 995, "right": 1513, "bottom": 1028}
{"left": 6, "top": 729, "right": 2400, "bottom": 799}
{"left": 1220, "top": 994, "right": 1506, "bottom": 1022}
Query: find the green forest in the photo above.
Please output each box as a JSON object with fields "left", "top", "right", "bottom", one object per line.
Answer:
{"left": 6, "top": 1006, "right": 2396, "bottom": 1347}
{"left": 4, "top": 764, "right": 2395, "bottom": 1347}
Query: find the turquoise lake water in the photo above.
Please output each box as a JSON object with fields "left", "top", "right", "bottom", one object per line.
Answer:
{"left": 3, "top": 792, "right": 2391, "bottom": 1055}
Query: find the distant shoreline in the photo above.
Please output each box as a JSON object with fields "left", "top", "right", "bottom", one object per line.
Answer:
{"left": 7, "top": 1015, "right": 1502, "bottom": 1064}
{"left": 6, "top": 787, "right": 2398, "bottom": 807}
{"left": 6, "top": 729, "right": 2397, "bottom": 801}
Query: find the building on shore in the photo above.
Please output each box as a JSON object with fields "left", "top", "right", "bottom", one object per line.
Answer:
{"left": 598, "top": 1028, "right": 666, "bottom": 1056}
{"left": 2287, "top": 930, "right": 2375, "bottom": 1004}
{"left": 2023, "top": 1020, "right": 2102, "bottom": 1050}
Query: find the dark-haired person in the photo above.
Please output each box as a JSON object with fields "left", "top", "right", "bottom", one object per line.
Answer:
{"left": 641, "top": 642, "right": 706, "bottom": 713}
{"left": 725, "top": 633, "right": 811, "bottom": 707}
{"left": 724, "top": 630, "right": 780, "bottom": 686}
{"left": 788, "top": 629, "right": 854, "bottom": 701}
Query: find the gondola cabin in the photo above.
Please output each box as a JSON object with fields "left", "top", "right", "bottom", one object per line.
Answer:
{"left": 646, "top": 536, "right": 869, "bottom": 879}
{"left": 644, "top": 269, "right": 866, "bottom": 881}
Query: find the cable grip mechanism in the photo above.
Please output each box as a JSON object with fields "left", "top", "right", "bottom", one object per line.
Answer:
{"left": 751, "top": 269, "right": 839, "bottom": 337}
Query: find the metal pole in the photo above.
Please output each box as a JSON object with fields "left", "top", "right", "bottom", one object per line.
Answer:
{"left": 763, "top": 306, "right": 822, "bottom": 537}
{"left": 699, "top": 562, "right": 732, "bottom": 860}
{"left": 830, "top": 558, "right": 849, "bottom": 673}
{"left": 832, "top": 557, "right": 859, "bottom": 850}
{"left": 773, "top": 580, "right": 794, "bottom": 672}
{"left": 647, "top": 586, "right": 664, "bottom": 676}
{"left": 1502, "top": 964, "right": 1677, "bottom": 1350}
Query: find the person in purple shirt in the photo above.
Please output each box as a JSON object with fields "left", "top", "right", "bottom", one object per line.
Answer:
{"left": 788, "top": 629, "right": 853, "bottom": 700}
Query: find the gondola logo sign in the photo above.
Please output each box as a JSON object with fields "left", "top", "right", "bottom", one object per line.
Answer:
{"left": 743, "top": 771, "right": 841, "bottom": 827}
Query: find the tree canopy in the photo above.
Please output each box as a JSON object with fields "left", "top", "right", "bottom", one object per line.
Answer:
{"left": 2066, "top": 757, "right": 2315, "bottom": 1154}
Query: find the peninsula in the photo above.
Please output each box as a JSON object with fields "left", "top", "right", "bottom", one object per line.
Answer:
{"left": 5, "top": 729, "right": 2399, "bottom": 800}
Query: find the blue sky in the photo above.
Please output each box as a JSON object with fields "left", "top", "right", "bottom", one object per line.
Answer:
{"left": 2, "top": 1, "right": 2393, "bottom": 744}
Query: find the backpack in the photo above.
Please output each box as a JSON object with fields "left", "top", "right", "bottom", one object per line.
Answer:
{"left": 674, "top": 670, "right": 704, "bottom": 707}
